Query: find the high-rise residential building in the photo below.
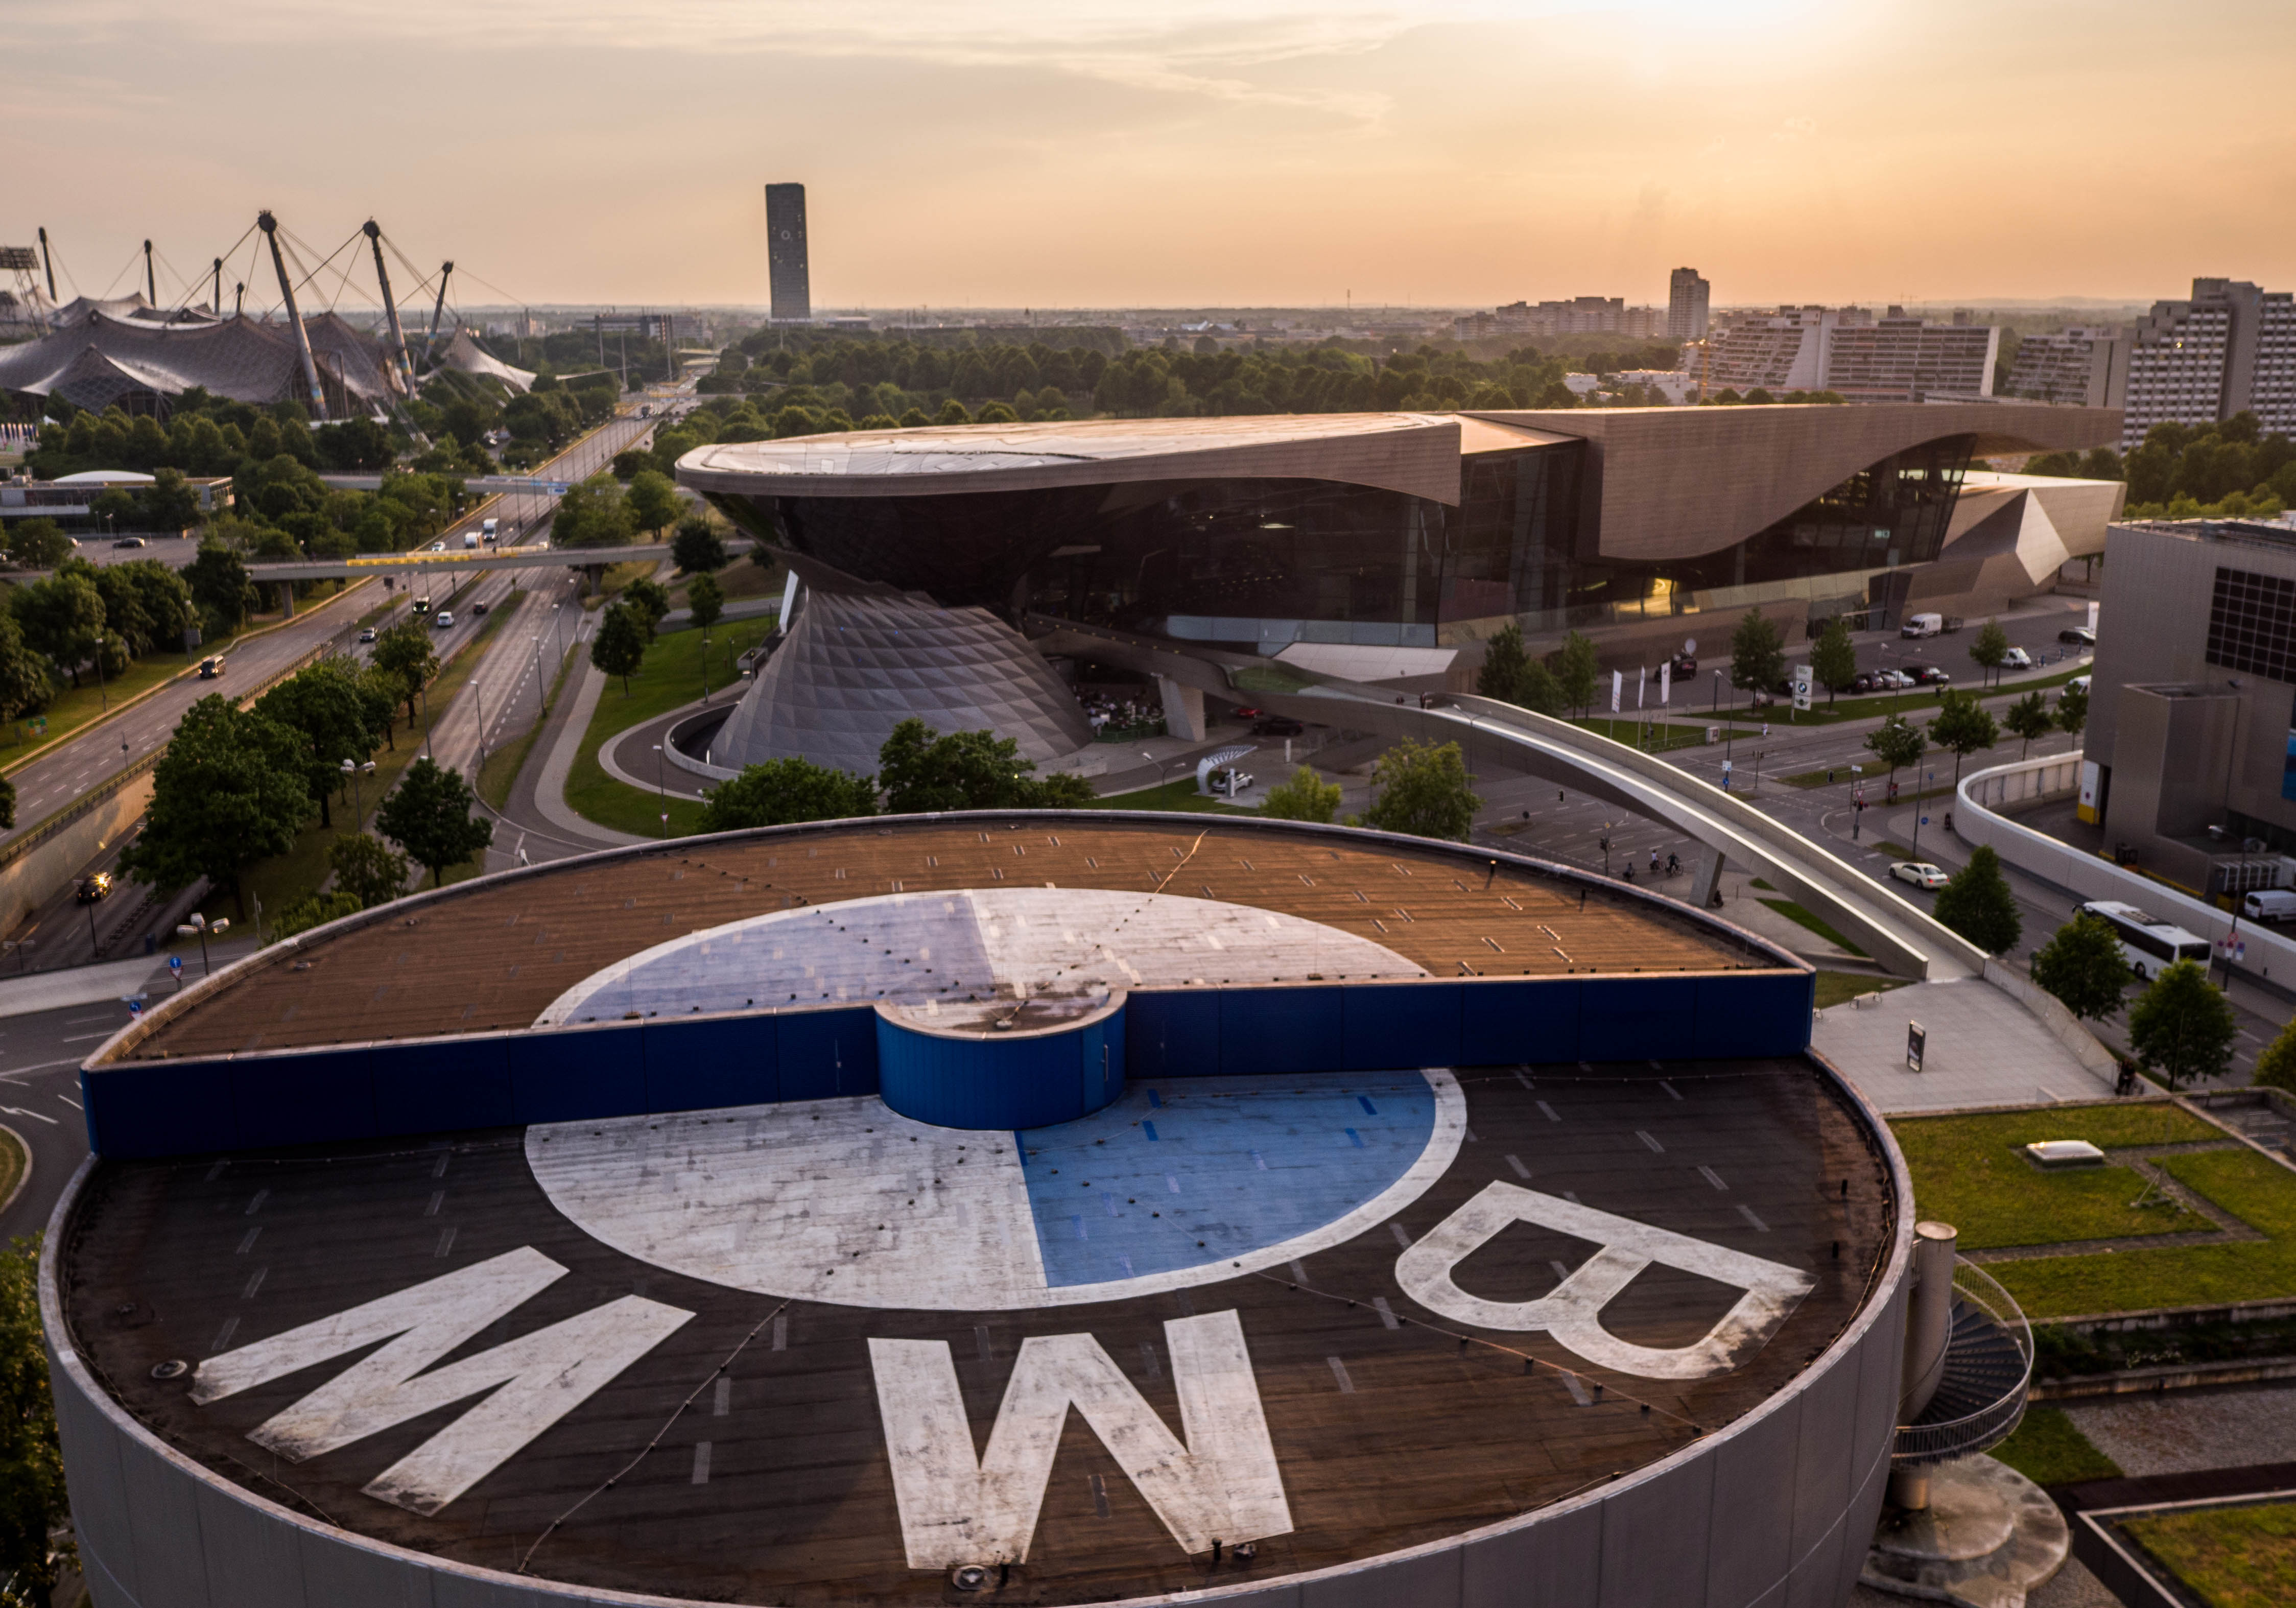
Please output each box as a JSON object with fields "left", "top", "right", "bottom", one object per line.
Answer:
{"left": 765, "top": 182, "right": 811, "bottom": 322}
{"left": 1451, "top": 295, "right": 1664, "bottom": 342}
{"left": 1666, "top": 268, "right": 1710, "bottom": 340}
{"left": 2121, "top": 278, "right": 2296, "bottom": 451}
{"left": 1700, "top": 305, "right": 1997, "bottom": 401}
{"left": 2002, "top": 327, "right": 2127, "bottom": 409}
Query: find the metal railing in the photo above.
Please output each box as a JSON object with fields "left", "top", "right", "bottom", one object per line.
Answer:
{"left": 1892, "top": 1259, "right": 2033, "bottom": 1465}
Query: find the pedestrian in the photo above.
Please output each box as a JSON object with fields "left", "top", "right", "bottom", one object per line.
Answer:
{"left": 1762, "top": 722, "right": 1770, "bottom": 738}
{"left": 1622, "top": 863, "right": 1635, "bottom": 884}
{"left": 1649, "top": 847, "right": 1661, "bottom": 875}
{"left": 1944, "top": 810, "right": 1954, "bottom": 835}
{"left": 1667, "top": 852, "right": 1680, "bottom": 877}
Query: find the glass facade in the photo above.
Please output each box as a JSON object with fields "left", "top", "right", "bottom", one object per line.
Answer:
{"left": 711, "top": 431, "right": 1977, "bottom": 654}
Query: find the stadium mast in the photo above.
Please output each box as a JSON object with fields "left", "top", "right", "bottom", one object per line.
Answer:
{"left": 257, "top": 211, "right": 328, "bottom": 420}
{"left": 143, "top": 240, "right": 155, "bottom": 305}
{"left": 36, "top": 229, "right": 56, "bottom": 302}
{"left": 363, "top": 221, "right": 415, "bottom": 396}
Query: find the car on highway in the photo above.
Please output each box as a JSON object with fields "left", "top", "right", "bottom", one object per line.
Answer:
{"left": 2058, "top": 625, "right": 2096, "bottom": 646}
{"left": 428, "top": 540, "right": 447, "bottom": 552}
{"left": 358, "top": 627, "right": 376, "bottom": 643}
{"left": 2001, "top": 646, "right": 2034, "bottom": 670}
{"left": 196, "top": 655, "right": 225, "bottom": 679}
{"left": 433, "top": 609, "right": 455, "bottom": 629}
{"left": 75, "top": 872, "right": 112, "bottom": 904}
{"left": 111, "top": 536, "right": 145, "bottom": 549}
{"left": 471, "top": 600, "right": 490, "bottom": 616}
{"left": 1889, "top": 862, "right": 1950, "bottom": 890}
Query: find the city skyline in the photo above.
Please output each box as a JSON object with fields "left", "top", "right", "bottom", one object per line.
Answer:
{"left": 12, "top": 0, "right": 2296, "bottom": 312}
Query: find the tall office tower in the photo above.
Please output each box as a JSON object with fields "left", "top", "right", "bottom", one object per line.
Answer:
{"left": 765, "top": 183, "right": 810, "bottom": 322}
{"left": 1667, "top": 268, "right": 1710, "bottom": 340}
{"left": 2122, "top": 278, "right": 2296, "bottom": 451}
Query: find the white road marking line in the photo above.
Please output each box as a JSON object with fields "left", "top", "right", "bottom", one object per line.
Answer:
{"left": 1738, "top": 1204, "right": 1771, "bottom": 1232}
{"left": 1372, "top": 1297, "right": 1400, "bottom": 1330}
{"left": 54, "top": 1092, "right": 79, "bottom": 1109}
{"left": 691, "top": 1441, "right": 712, "bottom": 1484}
{"left": 1698, "top": 1165, "right": 1729, "bottom": 1191}
{"left": 713, "top": 1376, "right": 731, "bottom": 1415}
{"left": 1505, "top": 1154, "right": 1531, "bottom": 1179}
{"left": 60, "top": 1033, "right": 116, "bottom": 1044}
{"left": 0, "top": 1106, "right": 56, "bottom": 1125}
{"left": 1326, "top": 1355, "right": 1356, "bottom": 1393}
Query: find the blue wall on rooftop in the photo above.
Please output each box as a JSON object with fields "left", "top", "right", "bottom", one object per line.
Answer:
{"left": 79, "top": 970, "right": 1812, "bottom": 1159}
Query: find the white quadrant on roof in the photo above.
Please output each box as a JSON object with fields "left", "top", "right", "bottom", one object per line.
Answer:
{"left": 528, "top": 1071, "right": 1466, "bottom": 1311}
{"left": 533, "top": 886, "right": 1425, "bottom": 1029}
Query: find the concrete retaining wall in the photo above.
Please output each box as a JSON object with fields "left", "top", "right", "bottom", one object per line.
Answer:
{"left": 0, "top": 770, "right": 153, "bottom": 944}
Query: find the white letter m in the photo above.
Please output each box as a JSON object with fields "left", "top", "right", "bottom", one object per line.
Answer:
{"left": 192, "top": 1246, "right": 693, "bottom": 1516}
{"left": 869, "top": 1309, "right": 1292, "bottom": 1568}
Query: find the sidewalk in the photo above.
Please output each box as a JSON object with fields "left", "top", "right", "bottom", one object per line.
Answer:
{"left": 1813, "top": 976, "right": 2116, "bottom": 1113}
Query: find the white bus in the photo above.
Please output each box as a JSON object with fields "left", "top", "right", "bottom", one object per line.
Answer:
{"left": 2078, "top": 901, "right": 2211, "bottom": 980}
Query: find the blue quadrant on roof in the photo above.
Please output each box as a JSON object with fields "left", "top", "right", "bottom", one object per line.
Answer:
{"left": 1017, "top": 1071, "right": 1438, "bottom": 1287}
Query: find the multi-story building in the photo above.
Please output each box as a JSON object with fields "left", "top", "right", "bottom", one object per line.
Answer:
{"left": 1702, "top": 306, "right": 1997, "bottom": 401}
{"left": 2121, "top": 278, "right": 2296, "bottom": 451}
{"left": 764, "top": 181, "right": 811, "bottom": 322}
{"left": 1453, "top": 295, "right": 1665, "bottom": 343}
{"left": 2002, "top": 326, "right": 2126, "bottom": 409}
{"left": 1667, "top": 267, "right": 1710, "bottom": 340}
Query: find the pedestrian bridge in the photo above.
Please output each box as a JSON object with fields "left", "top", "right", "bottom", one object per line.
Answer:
{"left": 244, "top": 537, "right": 754, "bottom": 583}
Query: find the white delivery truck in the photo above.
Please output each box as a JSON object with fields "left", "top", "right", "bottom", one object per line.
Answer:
{"left": 462, "top": 530, "right": 480, "bottom": 549}
{"left": 482, "top": 517, "right": 499, "bottom": 542}
{"left": 2242, "top": 889, "right": 2296, "bottom": 924}
{"left": 1901, "top": 612, "right": 1943, "bottom": 639}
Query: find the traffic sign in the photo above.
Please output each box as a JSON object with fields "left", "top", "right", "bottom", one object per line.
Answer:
{"left": 169, "top": 955, "right": 182, "bottom": 976}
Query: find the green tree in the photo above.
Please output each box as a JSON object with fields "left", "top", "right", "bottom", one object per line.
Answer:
{"left": 1969, "top": 618, "right": 2010, "bottom": 687}
{"left": 698, "top": 758, "right": 880, "bottom": 831}
{"left": 625, "top": 469, "right": 681, "bottom": 538}
{"left": 2031, "top": 913, "right": 2131, "bottom": 1023}
{"left": 370, "top": 622, "right": 440, "bottom": 726}
{"left": 590, "top": 602, "right": 649, "bottom": 693}
{"left": 550, "top": 474, "right": 633, "bottom": 547}
{"left": 1258, "top": 765, "right": 1342, "bottom": 823}
{"left": 375, "top": 756, "right": 493, "bottom": 887}
{"left": 1729, "top": 608, "right": 1786, "bottom": 697}
{"left": 1363, "top": 737, "right": 1479, "bottom": 841}
{"left": 2126, "top": 959, "right": 2238, "bottom": 1091}
{"left": 8, "top": 572, "right": 104, "bottom": 688}
{"left": 1927, "top": 691, "right": 1999, "bottom": 791}
{"left": 622, "top": 576, "right": 672, "bottom": 635}
{"left": 935, "top": 398, "right": 971, "bottom": 425}
{"left": 0, "top": 776, "right": 16, "bottom": 831}
{"left": 1476, "top": 624, "right": 1565, "bottom": 715}
{"left": 119, "top": 695, "right": 313, "bottom": 915}
{"left": 686, "top": 573, "right": 724, "bottom": 633}
{"left": 270, "top": 889, "right": 362, "bottom": 942}
{"left": 0, "top": 1234, "right": 70, "bottom": 1607}
{"left": 185, "top": 539, "right": 255, "bottom": 632}
{"left": 143, "top": 465, "right": 203, "bottom": 531}
{"left": 1810, "top": 617, "right": 1858, "bottom": 705}
{"left": 1865, "top": 712, "right": 1927, "bottom": 793}
{"left": 877, "top": 719, "right": 1095, "bottom": 812}
{"left": 4, "top": 518, "right": 72, "bottom": 570}
{"left": 256, "top": 659, "right": 387, "bottom": 828}
{"left": 2252, "top": 1013, "right": 2296, "bottom": 1096}
{"left": 1554, "top": 629, "right": 1600, "bottom": 717}
{"left": 328, "top": 830, "right": 410, "bottom": 908}
{"left": 1932, "top": 844, "right": 2022, "bottom": 955}
{"left": 2056, "top": 681, "right": 2089, "bottom": 741}
{"left": 2003, "top": 689, "right": 2055, "bottom": 758}
{"left": 670, "top": 515, "right": 727, "bottom": 575}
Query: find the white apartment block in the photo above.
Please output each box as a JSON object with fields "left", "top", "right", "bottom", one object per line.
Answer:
{"left": 2122, "top": 278, "right": 2296, "bottom": 451}
{"left": 1667, "top": 268, "right": 1710, "bottom": 340}
{"left": 1698, "top": 305, "right": 1997, "bottom": 401}
{"left": 2002, "top": 327, "right": 2126, "bottom": 409}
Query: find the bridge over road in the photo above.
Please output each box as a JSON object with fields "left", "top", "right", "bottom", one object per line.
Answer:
{"left": 243, "top": 536, "right": 754, "bottom": 584}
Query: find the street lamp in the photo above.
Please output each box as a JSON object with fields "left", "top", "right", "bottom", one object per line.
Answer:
{"left": 340, "top": 756, "right": 376, "bottom": 825}
{"left": 174, "top": 911, "right": 230, "bottom": 976}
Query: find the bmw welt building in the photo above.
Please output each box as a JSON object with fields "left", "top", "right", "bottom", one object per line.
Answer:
{"left": 674, "top": 405, "right": 2117, "bottom": 777}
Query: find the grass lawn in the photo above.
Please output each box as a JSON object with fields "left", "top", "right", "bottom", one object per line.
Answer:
{"left": 1757, "top": 897, "right": 1868, "bottom": 957}
{"left": 1992, "top": 1147, "right": 2296, "bottom": 1318}
{"left": 195, "top": 598, "right": 522, "bottom": 929}
{"left": 1812, "top": 971, "right": 1913, "bottom": 1010}
{"left": 1740, "top": 661, "right": 2093, "bottom": 729}
{"left": 1090, "top": 777, "right": 1256, "bottom": 815}
{"left": 2122, "top": 1501, "right": 2296, "bottom": 1608}
{"left": 1571, "top": 718, "right": 1757, "bottom": 752}
{"left": 0, "top": 1125, "right": 26, "bottom": 1210}
{"left": 563, "top": 619, "right": 776, "bottom": 837}
{"left": 1890, "top": 1106, "right": 2219, "bottom": 1255}
{"left": 1988, "top": 1407, "right": 2122, "bottom": 1486}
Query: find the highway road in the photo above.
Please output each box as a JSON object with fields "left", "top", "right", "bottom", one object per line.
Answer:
{"left": 0, "top": 411, "right": 657, "bottom": 973}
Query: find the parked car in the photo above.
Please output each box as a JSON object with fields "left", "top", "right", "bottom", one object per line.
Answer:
{"left": 2058, "top": 626, "right": 2096, "bottom": 646}
{"left": 1890, "top": 862, "right": 1950, "bottom": 890}
{"left": 197, "top": 655, "right": 225, "bottom": 679}
{"left": 2068, "top": 674, "right": 2092, "bottom": 692}
{"left": 358, "top": 626, "right": 376, "bottom": 644}
{"left": 1902, "top": 612, "right": 1944, "bottom": 639}
{"left": 1911, "top": 666, "right": 1952, "bottom": 685}
{"left": 2242, "top": 889, "right": 2296, "bottom": 924}
{"left": 1251, "top": 715, "right": 1304, "bottom": 737}
{"left": 75, "top": 872, "right": 112, "bottom": 905}
{"left": 2001, "top": 646, "right": 2034, "bottom": 670}
{"left": 1873, "top": 668, "right": 1915, "bottom": 690}
{"left": 1669, "top": 653, "right": 1697, "bottom": 677}
{"left": 111, "top": 536, "right": 145, "bottom": 549}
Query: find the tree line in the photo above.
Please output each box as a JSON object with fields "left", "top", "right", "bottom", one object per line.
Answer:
{"left": 2024, "top": 411, "right": 2296, "bottom": 522}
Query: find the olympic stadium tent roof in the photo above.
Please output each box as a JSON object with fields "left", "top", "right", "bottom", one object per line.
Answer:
{"left": 435, "top": 325, "right": 534, "bottom": 393}
{"left": 0, "top": 304, "right": 399, "bottom": 417}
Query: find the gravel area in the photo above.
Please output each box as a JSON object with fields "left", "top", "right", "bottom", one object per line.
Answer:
{"left": 2061, "top": 1382, "right": 2296, "bottom": 1477}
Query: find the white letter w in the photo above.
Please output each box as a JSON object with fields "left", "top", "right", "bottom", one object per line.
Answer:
{"left": 192, "top": 1246, "right": 693, "bottom": 1516}
{"left": 869, "top": 1309, "right": 1292, "bottom": 1568}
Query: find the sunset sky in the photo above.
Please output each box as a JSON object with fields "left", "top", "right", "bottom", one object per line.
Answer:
{"left": 14, "top": 0, "right": 2296, "bottom": 315}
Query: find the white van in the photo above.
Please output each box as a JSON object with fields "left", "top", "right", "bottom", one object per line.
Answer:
{"left": 482, "top": 517, "right": 499, "bottom": 541}
{"left": 2243, "top": 889, "right": 2296, "bottom": 925}
{"left": 1901, "top": 613, "right": 1944, "bottom": 639}
{"left": 462, "top": 531, "right": 480, "bottom": 549}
